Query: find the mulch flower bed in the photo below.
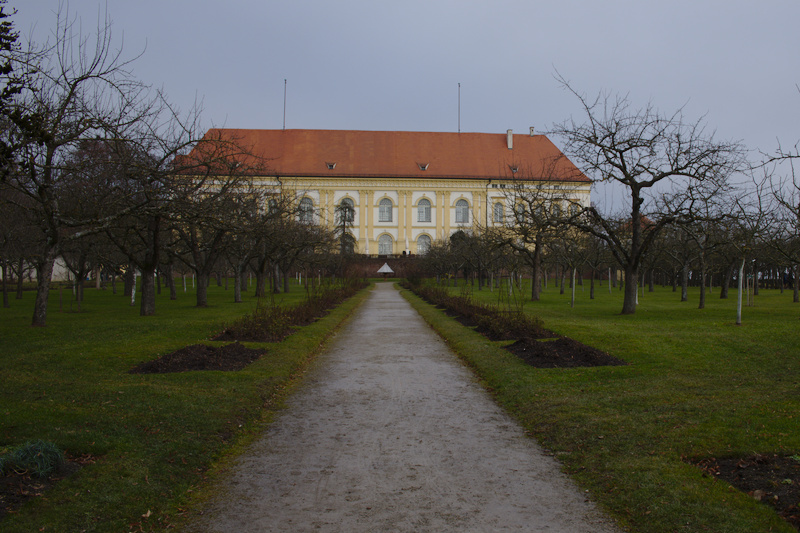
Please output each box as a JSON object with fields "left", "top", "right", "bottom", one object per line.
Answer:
{"left": 129, "top": 342, "right": 266, "bottom": 374}
{"left": 504, "top": 337, "right": 627, "bottom": 368}
{"left": 690, "top": 454, "right": 800, "bottom": 530}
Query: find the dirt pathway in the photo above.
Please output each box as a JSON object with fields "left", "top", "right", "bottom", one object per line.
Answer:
{"left": 185, "top": 283, "right": 621, "bottom": 532}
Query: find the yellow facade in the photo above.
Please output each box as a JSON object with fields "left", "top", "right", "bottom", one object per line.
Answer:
{"left": 280, "top": 176, "right": 590, "bottom": 256}
{"left": 195, "top": 129, "right": 592, "bottom": 256}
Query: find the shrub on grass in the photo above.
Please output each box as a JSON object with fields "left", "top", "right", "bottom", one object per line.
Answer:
{"left": 0, "top": 440, "right": 65, "bottom": 478}
{"left": 406, "top": 282, "right": 547, "bottom": 340}
{"left": 219, "top": 279, "right": 369, "bottom": 342}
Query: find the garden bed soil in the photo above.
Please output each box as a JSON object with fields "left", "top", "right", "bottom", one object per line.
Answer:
{"left": 450, "top": 312, "right": 559, "bottom": 341}
{"left": 212, "top": 328, "right": 290, "bottom": 343}
{"left": 0, "top": 457, "right": 89, "bottom": 520}
{"left": 129, "top": 342, "right": 266, "bottom": 374}
{"left": 504, "top": 337, "right": 627, "bottom": 368}
{"left": 691, "top": 454, "right": 800, "bottom": 530}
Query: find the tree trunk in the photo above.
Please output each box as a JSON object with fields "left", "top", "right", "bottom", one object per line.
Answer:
{"left": 165, "top": 264, "right": 177, "bottom": 300}
{"left": 2, "top": 259, "right": 9, "bottom": 308}
{"left": 736, "top": 258, "right": 744, "bottom": 325}
{"left": 621, "top": 263, "right": 638, "bottom": 314}
{"left": 531, "top": 239, "right": 542, "bottom": 301}
{"left": 234, "top": 267, "right": 243, "bottom": 303}
{"left": 570, "top": 267, "right": 576, "bottom": 308}
{"left": 16, "top": 258, "right": 24, "bottom": 299}
{"left": 124, "top": 269, "right": 134, "bottom": 298}
{"left": 32, "top": 255, "right": 56, "bottom": 327}
{"left": 590, "top": 268, "right": 595, "bottom": 300}
{"left": 140, "top": 266, "right": 157, "bottom": 316}
{"left": 721, "top": 262, "right": 733, "bottom": 299}
{"left": 698, "top": 263, "right": 707, "bottom": 310}
{"left": 794, "top": 264, "right": 799, "bottom": 304}
{"left": 196, "top": 271, "right": 210, "bottom": 307}
{"left": 681, "top": 262, "right": 689, "bottom": 302}
{"left": 254, "top": 266, "right": 266, "bottom": 298}
{"left": 272, "top": 264, "right": 281, "bottom": 294}
{"left": 753, "top": 260, "right": 760, "bottom": 296}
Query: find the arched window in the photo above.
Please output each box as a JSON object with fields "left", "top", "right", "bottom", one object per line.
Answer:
{"left": 514, "top": 202, "right": 526, "bottom": 222}
{"left": 418, "top": 198, "right": 431, "bottom": 222}
{"left": 379, "top": 198, "right": 393, "bottom": 222}
{"left": 378, "top": 234, "right": 393, "bottom": 255}
{"left": 417, "top": 234, "right": 431, "bottom": 255}
{"left": 299, "top": 197, "right": 314, "bottom": 224}
{"left": 338, "top": 198, "right": 355, "bottom": 224}
{"left": 267, "top": 198, "right": 278, "bottom": 214}
{"left": 455, "top": 199, "right": 469, "bottom": 224}
{"left": 551, "top": 202, "right": 562, "bottom": 219}
{"left": 493, "top": 202, "right": 504, "bottom": 224}
{"left": 568, "top": 202, "right": 579, "bottom": 217}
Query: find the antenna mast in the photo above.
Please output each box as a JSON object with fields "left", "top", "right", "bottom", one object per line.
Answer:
{"left": 458, "top": 83, "right": 461, "bottom": 133}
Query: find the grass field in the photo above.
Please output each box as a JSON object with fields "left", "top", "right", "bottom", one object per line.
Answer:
{"left": 3, "top": 275, "right": 799, "bottom": 532}
{"left": 402, "top": 278, "right": 800, "bottom": 532}
{"left": 0, "top": 279, "right": 369, "bottom": 532}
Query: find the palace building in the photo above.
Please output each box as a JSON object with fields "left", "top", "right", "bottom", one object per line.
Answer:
{"left": 202, "top": 128, "right": 590, "bottom": 256}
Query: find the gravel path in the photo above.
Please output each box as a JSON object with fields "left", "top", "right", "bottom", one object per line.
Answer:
{"left": 185, "top": 283, "right": 621, "bottom": 532}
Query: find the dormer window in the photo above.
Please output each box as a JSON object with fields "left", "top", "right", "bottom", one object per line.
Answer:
{"left": 417, "top": 162, "right": 429, "bottom": 171}
{"left": 509, "top": 165, "right": 519, "bottom": 174}
{"left": 326, "top": 162, "right": 337, "bottom": 170}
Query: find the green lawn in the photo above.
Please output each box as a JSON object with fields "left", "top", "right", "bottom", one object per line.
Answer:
{"left": 403, "top": 279, "right": 800, "bottom": 532}
{"left": 4, "top": 276, "right": 798, "bottom": 532}
{"left": 0, "top": 279, "right": 368, "bottom": 532}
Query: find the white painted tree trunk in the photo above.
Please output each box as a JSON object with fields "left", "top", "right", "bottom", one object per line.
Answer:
{"left": 736, "top": 258, "right": 744, "bottom": 325}
{"left": 130, "top": 273, "right": 137, "bottom": 306}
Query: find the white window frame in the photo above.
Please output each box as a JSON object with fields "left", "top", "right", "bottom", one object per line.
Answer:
{"left": 379, "top": 198, "right": 393, "bottom": 222}
{"left": 418, "top": 198, "right": 431, "bottom": 222}
{"left": 493, "top": 202, "right": 504, "bottom": 224}
{"left": 417, "top": 234, "right": 431, "bottom": 254}
{"left": 455, "top": 199, "right": 469, "bottom": 224}
{"left": 378, "top": 234, "right": 393, "bottom": 255}
{"left": 338, "top": 198, "right": 355, "bottom": 223}
{"left": 299, "top": 197, "right": 314, "bottom": 224}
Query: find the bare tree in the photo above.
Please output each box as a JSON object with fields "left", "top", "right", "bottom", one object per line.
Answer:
{"left": 171, "top": 136, "right": 271, "bottom": 308}
{"left": 4, "top": 6, "right": 170, "bottom": 325}
{"left": 765, "top": 168, "right": 800, "bottom": 303}
{"left": 674, "top": 181, "right": 735, "bottom": 309}
{"left": 497, "top": 176, "right": 580, "bottom": 301}
{"left": 551, "top": 79, "right": 747, "bottom": 314}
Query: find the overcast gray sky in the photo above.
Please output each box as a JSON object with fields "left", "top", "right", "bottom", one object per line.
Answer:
{"left": 11, "top": 0, "right": 800, "bottom": 159}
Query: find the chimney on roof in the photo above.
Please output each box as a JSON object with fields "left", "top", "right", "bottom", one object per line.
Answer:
{"left": 507, "top": 129, "right": 513, "bottom": 150}
{"left": 530, "top": 126, "right": 535, "bottom": 136}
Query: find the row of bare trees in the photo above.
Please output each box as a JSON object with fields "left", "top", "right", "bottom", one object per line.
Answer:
{"left": 417, "top": 79, "right": 800, "bottom": 322}
{"left": 0, "top": 4, "right": 343, "bottom": 326}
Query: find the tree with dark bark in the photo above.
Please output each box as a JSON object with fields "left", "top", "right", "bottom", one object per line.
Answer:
{"left": 673, "top": 181, "right": 735, "bottom": 309}
{"left": 4, "top": 6, "right": 167, "bottom": 325}
{"left": 551, "top": 79, "right": 746, "bottom": 314}
{"left": 496, "top": 176, "right": 580, "bottom": 301}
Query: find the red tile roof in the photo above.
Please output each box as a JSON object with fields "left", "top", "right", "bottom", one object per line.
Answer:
{"left": 201, "top": 129, "right": 589, "bottom": 183}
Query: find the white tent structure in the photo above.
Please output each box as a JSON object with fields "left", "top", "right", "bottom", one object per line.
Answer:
{"left": 377, "top": 263, "right": 394, "bottom": 278}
